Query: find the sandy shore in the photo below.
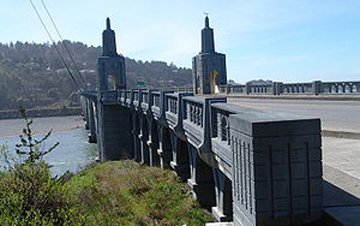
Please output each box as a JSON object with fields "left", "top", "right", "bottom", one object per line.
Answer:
{"left": 0, "top": 116, "right": 85, "bottom": 137}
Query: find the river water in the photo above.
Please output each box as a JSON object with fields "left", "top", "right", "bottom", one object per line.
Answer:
{"left": 0, "top": 116, "right": 98, "bottom": 176}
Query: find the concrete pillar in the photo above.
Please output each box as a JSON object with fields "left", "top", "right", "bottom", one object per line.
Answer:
{"left": 98, "top": 104, "right": 133, "bottom": 160}
{"left": 148, "top": 120, "right": 160, "bottom": 167}
{"left": 170, "top": 132, "right": 190, "bottom": 182}
{"left": 212, "top": 168, "right": 233, "bottom": 222}
{"left": 226, "top": 85, "right": 231, "bottom": 94}
{"left": 272, "top": 82, "right": 283, "bottom": 95}
{"left": 84, "top": 98, "right": 90, "bottom": 130}
{"left": 88, "top": 100, "right": 97, "bottom": 143}
{"left": 139, "top": 114, "right": 150, "bottom": 165}
{"left": 272, "top": 82, "right": 277, "bottom": 95}
{"left": 188, "top": 145, "right": 216, "bottom": 209}
{"left": 157, "top": 126, "right": 172, "bottom": 169}
{"left": 132, "top": 112, "right": 141, "bottom": 162}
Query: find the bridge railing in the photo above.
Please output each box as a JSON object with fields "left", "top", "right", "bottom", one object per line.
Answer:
{"left": 210, "top": 103, "right": 234, "bottom": 180}
{"left": 282, "top": 82, "right": 313, "bottom": 95}
{"left": 125, "top": 90, "right": 133, "bottom": 107}
{"left": 219, "top": 80, "right": 360, "bottom": 96}
{"left": 119, "top": 89, "right": 126, "bottom": 104}
{"left": 140, "top": 90, "right": 150, "bottom": 112}
{"left": 183, "top": 97, "right": 205, "bottom": 148}
{"left": 132, "top": 89, "right": 142, "bottom": 110}
{"left": 100, "top": 90, "right": 118, "bottom": 102}
{"left": 150, "top": 91, "right": 161, "bottom": 117}
{"left": 165, "top": 93, "right": 179, "bottom": 128}
{"left": 248, "top": 83, "right": 273, "bottom": 95}
{"left": 322, "top": 81, "right": 360, "bottom": 94}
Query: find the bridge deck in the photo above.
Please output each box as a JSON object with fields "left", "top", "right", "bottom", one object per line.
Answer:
{"left": 228, "top": 97, "right": 360, "bottom": 135}
{"left": 323, "top": 137, "right": 360, "bottom": 226}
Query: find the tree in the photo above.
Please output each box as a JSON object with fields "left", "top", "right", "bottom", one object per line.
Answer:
{"left": 15, "top": 106, "right": 59, "bottom": 163}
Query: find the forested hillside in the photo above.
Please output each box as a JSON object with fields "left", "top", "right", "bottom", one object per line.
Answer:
{"left": 0, "top": 41, "right": 192, "bottom": 110}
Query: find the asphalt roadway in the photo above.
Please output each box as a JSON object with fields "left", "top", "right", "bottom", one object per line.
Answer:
{"left": 228, "top": 98, "right": 360, "bottom": 134}
{"left": 228, "top": 97, "right": 360, "bottom": 226}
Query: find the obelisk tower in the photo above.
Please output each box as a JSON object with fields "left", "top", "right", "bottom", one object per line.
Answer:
{"left": 97, "top": 17, "right": 126, "bottom": 92}
{"left": 192, "top": 16, "right": 227, "bottom": 94}
{"left": 96, "top": 18, "right": 132, "bottom": 161}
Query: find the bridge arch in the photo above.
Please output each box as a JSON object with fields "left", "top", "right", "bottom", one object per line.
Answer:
{"left": 331, "top": 84, "right": 337, "bottom": 93}
{"left": 338, "top": 84, "right": 344, "bottom": 93}
{"left": 345, "top": 84, "right": 351, "bottom": 93}
{"left": 353, "top": 84, "right": 358, "bottom": 93}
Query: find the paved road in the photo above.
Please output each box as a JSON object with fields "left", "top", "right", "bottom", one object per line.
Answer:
{"left": 228, "top": 98, "right": 360, "bottom": 133}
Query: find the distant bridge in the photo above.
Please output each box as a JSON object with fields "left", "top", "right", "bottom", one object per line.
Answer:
{"left": 219, "top": 80, "right": 360, "bottom": 96}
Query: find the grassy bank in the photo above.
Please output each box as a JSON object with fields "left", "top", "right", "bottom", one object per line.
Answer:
{"left": 0, "top": 160, "right": 213, "bottom": 225}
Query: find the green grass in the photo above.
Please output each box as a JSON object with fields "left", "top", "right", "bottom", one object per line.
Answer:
{"left": 0, "top": 160, "right": 213, "bottom": 226}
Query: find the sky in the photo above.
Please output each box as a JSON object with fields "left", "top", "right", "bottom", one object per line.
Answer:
{"left": 1, "top": 0, "right": 360, "bottom": 83}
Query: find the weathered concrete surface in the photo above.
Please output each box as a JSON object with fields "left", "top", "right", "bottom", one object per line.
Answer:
{"left": 322, "top": 137, "right": 360, "bottom": 226}
{"left": 228, "top": 98, "right": 360, "bottom": 135}
{"left": 323, "top": 137, "right": 360, "bottom": 180}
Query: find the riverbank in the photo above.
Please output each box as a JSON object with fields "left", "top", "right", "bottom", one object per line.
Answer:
{"left": 0, "top": 160, "right": 213, "bottom": 225}
{"left": 0, "top": 107, "right": 82, "bottom": 120}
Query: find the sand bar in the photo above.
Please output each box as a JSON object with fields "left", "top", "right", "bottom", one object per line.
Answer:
{"left": 0, "top": 116, "right": 84, "bottom": 137}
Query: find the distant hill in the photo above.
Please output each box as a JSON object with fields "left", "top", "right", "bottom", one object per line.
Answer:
{"left": 0, "top": 41, "right": 192, "bottom": 110}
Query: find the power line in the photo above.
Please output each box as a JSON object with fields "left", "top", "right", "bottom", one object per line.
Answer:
{"left": 28, "top": 0, "right": 81, "bottom": 91}
{"left": 39, "top": 0, "right": 86, "bottom": 87}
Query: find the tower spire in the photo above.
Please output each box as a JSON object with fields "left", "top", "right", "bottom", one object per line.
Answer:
{"left": 205, "top": 15, "right": 209, "bottom": 28}
{"left": 106, "top": 17, "right": 111, "bottom": 29}
{"left": 201, "top": 15, "right": 215, "bottom": 53}
{"left": 102, "top": 17, "right": 117, "bottom": 56}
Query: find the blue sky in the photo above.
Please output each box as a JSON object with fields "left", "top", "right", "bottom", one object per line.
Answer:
{"left": 1, "top": 0, "right": 360, "bottom": 83}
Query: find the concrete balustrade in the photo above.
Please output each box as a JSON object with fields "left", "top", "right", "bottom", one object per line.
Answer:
{"left": 219, "top": 80, "right": 360, "bottom": 96}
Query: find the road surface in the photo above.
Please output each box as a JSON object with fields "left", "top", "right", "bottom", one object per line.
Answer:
{"left": 228, "top": 98, "right": 360, "bottom": 134}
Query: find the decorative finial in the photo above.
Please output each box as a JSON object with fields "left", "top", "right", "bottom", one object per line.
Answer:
{"left": 204, "top": 12, "right": 209, "bottom": 28}
{"left": 106, "top": 17, "right": 111, "bottom": 29}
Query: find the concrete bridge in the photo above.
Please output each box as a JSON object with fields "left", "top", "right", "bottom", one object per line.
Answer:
{"left": 80, "top": 17, "right": 359, "bottom": 226}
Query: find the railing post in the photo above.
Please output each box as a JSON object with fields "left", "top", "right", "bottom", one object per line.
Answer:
{"left": 276, "top": 82, "right": 283, "bottom": 95}
{"left": 229, "top": 114, "right": 322, "bottom": 226}
{"left": 272, "top": 82, "right": 277, "bottom": 95}
{"left": 312, "top": 80, "right": 322, "bottom": 95}
{"left": 246, "top": 82, "right": 251, "bottom": 95}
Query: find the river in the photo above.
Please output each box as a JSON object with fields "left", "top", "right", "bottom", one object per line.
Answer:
{"left": 0, "top": 116, "right": 98, "bottom": 176}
